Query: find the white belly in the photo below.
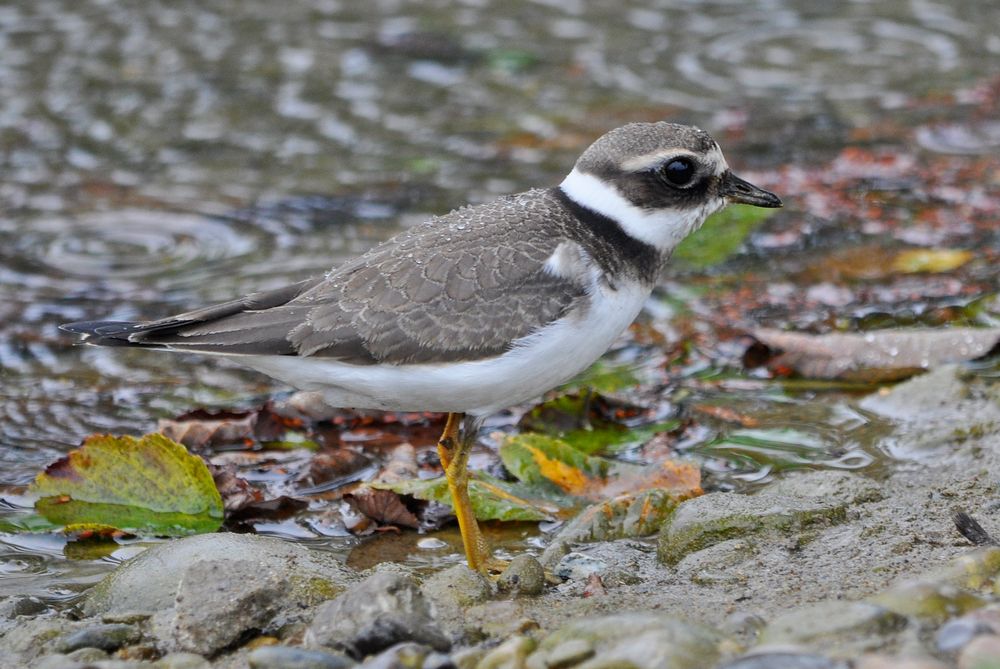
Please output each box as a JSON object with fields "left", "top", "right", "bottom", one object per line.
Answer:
{"left": 236, "top": 280, "right": 650, "bottom": 415}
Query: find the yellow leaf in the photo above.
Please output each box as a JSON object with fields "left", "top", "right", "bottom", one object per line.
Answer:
{"left": 524, "top": 444, "right": 589, "bottom": 494}
{"left": 891, "top": 249, "right": 973, "bottom": 274}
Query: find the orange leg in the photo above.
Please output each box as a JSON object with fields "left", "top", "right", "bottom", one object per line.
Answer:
{"left": 436, "top": 412, "right": 490, "bottom": 572}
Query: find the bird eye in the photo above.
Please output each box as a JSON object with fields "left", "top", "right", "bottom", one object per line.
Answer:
{"left": 661, "top": 157, "right": 696, "bottom": 187}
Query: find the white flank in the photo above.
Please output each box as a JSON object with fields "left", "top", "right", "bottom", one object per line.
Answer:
{"left": 236, "top": 277, "right": 649, "bottom": 415}
{"left": 558, "top": 168, "right": 724, "bottom": 253}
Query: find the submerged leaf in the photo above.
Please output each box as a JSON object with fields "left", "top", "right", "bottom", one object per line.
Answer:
{"left": 674, "top": 204, "right": 777, "bottom": 268}
{"left": 30, "top": 434, "right": 223, "bottom": 536}
{"left": 372, "top": 473, "right": 559, "bottom": 522}
{"left": 500, "top": 433, "right": 701, "bottom": 502}
{"left": 891, "top": 248, "right": 973, "bottom": 274}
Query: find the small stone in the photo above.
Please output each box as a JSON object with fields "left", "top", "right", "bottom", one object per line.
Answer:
{"left": 545, "top": 638, "right": 594, "bottom": 668}
{"left": 497, "top": 555, "right": 545, "bottom": 595}
{"left": 958, "top": 635, "right": 1000, "bottom": 669}
{"left": 2, "top": 595, "right": 48, "bottom": 618}
{"left": 476, "top": 635, "right": 535, "bottom": 669}
{"left": 154, "top": 652, "right": 212, "bottom": 669}
{"left": 167, "top": 559, "right": 286, "bottom": 655}
{"left": 247, "top": 644, "right": 355, "bottom": 669}
{"left": 761, "top": 601, "right": 907, "bottom": 655}
{"left": 56, "top": 623, "right": 142, "bottom": 652}
{"left": 871, "top": 581, "right": 986, "bottom": 623}
{"left": 719, "top": 611, "right": 766, "bottom": 644}
{"left": 717, "top": 651, "right": 847, "bottom": 669}
{"left": 422, "top": 564, "right": 493, "bottom": 610}
{"left": 67, "top": 647, "right": 111, "bottom": 663}
{"left": 357, "top": 642, "right": 431, "bottom": 669}
{"left": 855, "top": 654, "right": 950, "bottom": 669}
{"left": 936, "top": 616, "right": 993, "bottom": 653}
{"left": 529, "top": 613, "right": 722, "bottom": 669}
{"left": 553, "top": 553, "right": 606, "bottom": 581}
{"left": 307, "top": 572, "right": 449, "bottom": 657}
{"left": 539, "top": 540, "right": 570, "bottom": 571}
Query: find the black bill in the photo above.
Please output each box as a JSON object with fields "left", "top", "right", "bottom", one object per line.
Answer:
{"left": 720, "top": 171, "right": 782, "bottom": 208}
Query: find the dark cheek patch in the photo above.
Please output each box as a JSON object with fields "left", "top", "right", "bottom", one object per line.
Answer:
{"left": 614, "top": 171, "right": 713, "bottom": 211}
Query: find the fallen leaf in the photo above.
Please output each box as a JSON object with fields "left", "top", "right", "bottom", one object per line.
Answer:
{"left": 372, "top": 473, "right": 559, "bottom": 522}
{"left": 749, "top": 327, "right": 1000, "bottom": 381}
{"left": 891, "top": 248, "right": 973, "bottom": 274}
{"left": 499, "top": 433, "right": 701, "bottom": 502}
{"left": 30, "top": 434, "right": 223, "bottom": 536}
{"left": 347, "top": 488, "right": 420, "bottom": 529}
{"left": 673, "top": 203, "right": 778, "bottom": 268}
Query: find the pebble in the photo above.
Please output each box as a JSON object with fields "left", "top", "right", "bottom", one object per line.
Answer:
{"left": 475, "top": 635, "right": 535, "bottom": 669}
{"left": 56, "top": 622, "right": 142, "bottom": 652}
{"left": 718, "top": 651, "right": 848, "bottom": 669}
{"left": 760, "top": 601, "right": 907, "bottom": 653}
{"left": 497, "top": 555, "right": 546, "bottom": 595}
{"left": 247, "top": 644, "right": 356, "bottom": 669}
{"left": 154, "top": 652, "right": 212, "bottom": 669}
{"left": 957, "top": 634, "right": 1000, "bottom": 669}
{"left": 553, "top": 552, "right": 607, "bottom": 581}
{"left": 854, "top": 654, "right": 950, "bottom": 669}
{"left": 422, "top": 564, "right": 493, "bottom": 610}
{"left": 307, "top": 572, "right": 449, "bottom": 657}
{"left": 936, "top": 617, "right": 992, "bottom": 654}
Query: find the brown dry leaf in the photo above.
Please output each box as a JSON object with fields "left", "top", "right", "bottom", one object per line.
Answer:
{"left": 750, "top": 327, "right": 1000, "bottom": 381}
{"left": 691, "top": 404, "right": 761, "bottom": 427}
{"left": 347, "top": 488, "right": 420, "bottom": 529}
{"left": 159, "top": 409, "right": 257, "bottom": 449}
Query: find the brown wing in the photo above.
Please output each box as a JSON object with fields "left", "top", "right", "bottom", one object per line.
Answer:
{"left": 105, "top": 190, "right": 589, "bottom": 364}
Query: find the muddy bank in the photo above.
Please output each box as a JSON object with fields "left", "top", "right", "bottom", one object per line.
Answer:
{"left": 3, "top": 365, "right": 999, "bottom": 669}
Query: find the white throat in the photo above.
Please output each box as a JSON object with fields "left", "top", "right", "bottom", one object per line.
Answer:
{"left": 559, "top": 168, "right": 720, "bottom": 253}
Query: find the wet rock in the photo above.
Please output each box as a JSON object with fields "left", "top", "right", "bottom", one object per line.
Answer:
{"left": 56, "top": 622, "right": 142, "bottom": 653}
{"left": 247, "top": 644, "right": 355, "bottom": 669}
{"left": 870, "top": 581, "right": 986, "bottom": 623}
{"left": 497, "top": 555, "right": 545, "bottom": 595}
{"left": 475, "top": 635, "right": 535, "bottom": 669}
{"left": 85, "top": 533, "right": 352, "bottom": 617}
{"left": 163, "top": 559, "right": 286, "bottom": 655}
{"left": 719, "top": 611, "right": 767, "bottom": 645}
{"left": 659, "top": 470, "right": 881, "bottom": 565}
{"left": 553, "top": 553, "right": 607, "bottom": 581}
{"left": 760, "top": 601, "right": 907, "bottom": 655}
{"left": 526, "top": 613, "right": 723, "bottom": 669}
{"left": 307, "top": 572, "right": 449, "bottom": 657}
{"left": 717, "top": 651, "right": 848, "bottom": 669}
{"left": 154, "top": 652, "right": 212, "bottom": 669}
{"left": 957, "top": 634, "right": 1000, "bottom": 669}
{"left": 859, "top": 364, "right": 1000, "bottom": 456}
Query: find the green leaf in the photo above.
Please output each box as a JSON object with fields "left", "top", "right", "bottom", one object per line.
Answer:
{"left": 567, "top": 360, "right": 641, "bottom": 394}
{"left": 674, "top": 204, "right": 777, "bottom": 268}
{"left": 29, "top": 434, "right": 223, "bottom": 536}
{"left": 372, "top": 472, "right": 559, "bottom": 522}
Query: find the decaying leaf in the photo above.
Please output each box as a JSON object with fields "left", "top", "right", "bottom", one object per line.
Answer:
{"left": 674, "top": 203, "right": 778, "bottom": 268}
{"left": 30, "top": 433, "right": 223, "bottom": 536}
{"left": 499, "top": 433, "right": 700, "bottom": 502}
{"left": 891, "top": 248, "right": 973, "bottom": 274}
{"left": 749, "top": 327, "right": 1000, "bottom": 381}
{"left": 372, "top": 474, "right": 560, "bottom": 522}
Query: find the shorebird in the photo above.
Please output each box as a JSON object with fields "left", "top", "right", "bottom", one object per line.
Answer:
{"left": 63, "top": 122, "right": 781, "bottom": 571}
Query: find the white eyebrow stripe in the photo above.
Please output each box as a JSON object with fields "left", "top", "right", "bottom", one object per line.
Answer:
{"left": 619, "top": 148, "right": 699, "bottom": 172}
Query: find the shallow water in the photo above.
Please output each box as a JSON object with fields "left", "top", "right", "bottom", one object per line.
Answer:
{"left": 2, "top": 0, "right": 999, "bottom": 605}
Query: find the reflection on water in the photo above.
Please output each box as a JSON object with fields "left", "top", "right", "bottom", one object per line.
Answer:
{"left": 2, "top": 0, "right": 999, "bottom": 605}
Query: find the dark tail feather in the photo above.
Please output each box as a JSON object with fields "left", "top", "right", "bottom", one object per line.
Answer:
{"left": 59, "top": 320, "right": 163, "bottom": 347}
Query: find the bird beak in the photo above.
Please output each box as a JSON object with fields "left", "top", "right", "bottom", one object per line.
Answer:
{"left": 720, "top": 171, "right": 783, "bottom": 208}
